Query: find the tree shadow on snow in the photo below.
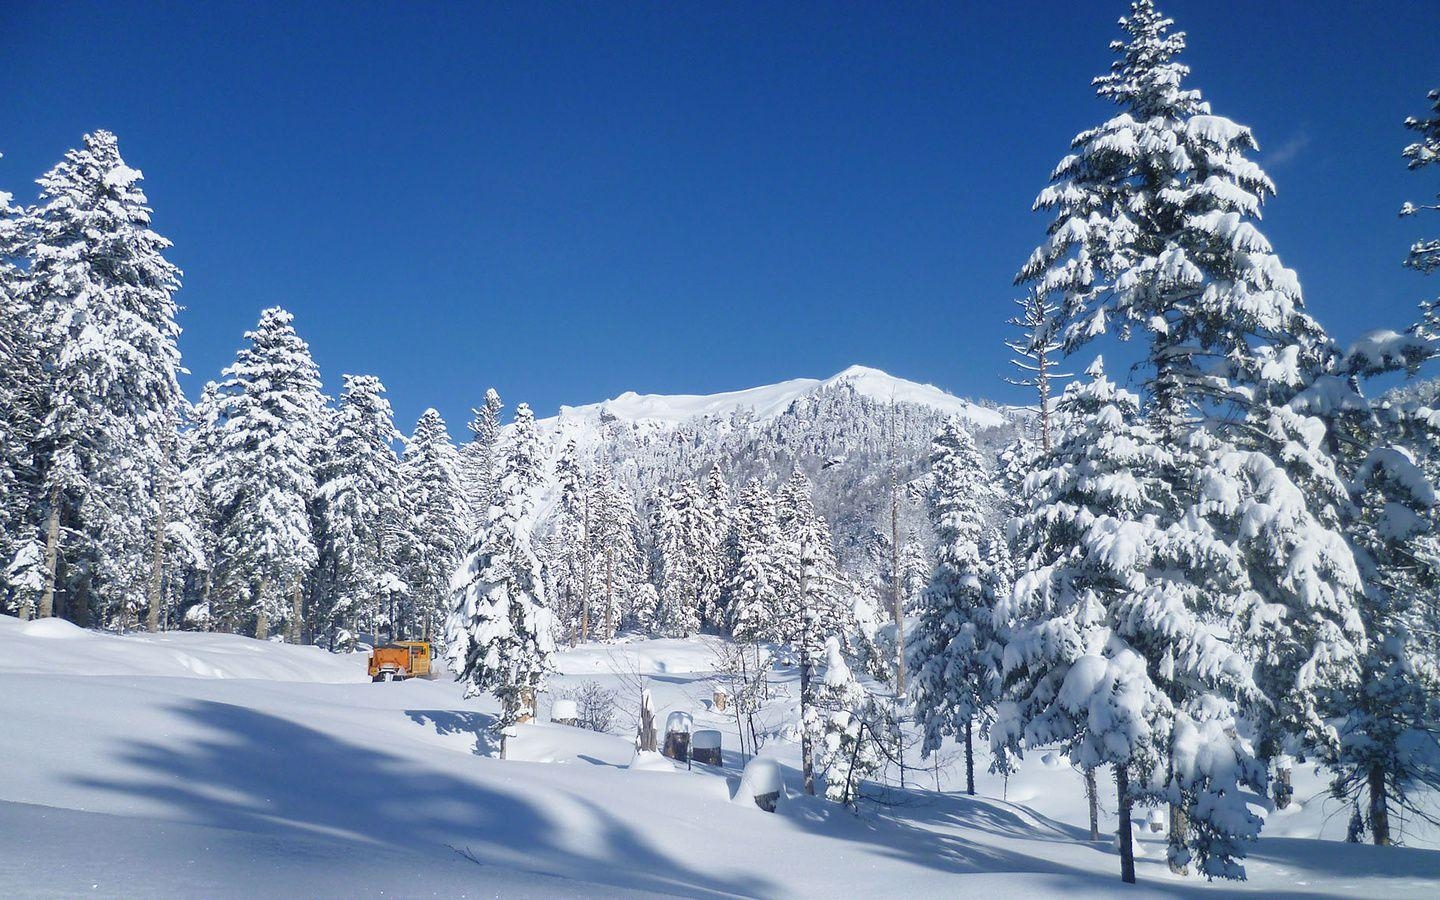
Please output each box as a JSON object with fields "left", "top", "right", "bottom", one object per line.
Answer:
{"left": 404, "top": 709, "right": 500, "bottom": 756}
{"left": 74, "top": 699, "right": 773, "bottom": 898}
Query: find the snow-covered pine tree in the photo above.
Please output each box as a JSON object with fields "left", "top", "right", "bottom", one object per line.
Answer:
{"left": 1016, "top": 2, "right": 1369, "bottom": 863}
{"left": 810, "top": 636, "right": 884, "bottom": 805}
{"left": 778, "top": 468, "right": 853, "bottom": 794}
{"left": 995, "top": 361, "right": 1264, "bottom": 883}
{"left": 400, "top": 408, "right": 469, "bottom": 643}
{"left": 447, "top": 400, "right": 556, "bottom": 755}
{"left": 1323, "top": 429, "right": 1440, "bottom": 846}
{"left": 0, "top": 157, "right": 38, "bottom": 611}
{"left": 728, "top": 479, "right": 783, "bottom": 645}
{"left": 589, "top": 464, "right": 641, "bottom": 637}
{"left": 651, "top": 479, "right": 716, "bottom": 638}
{"left": 909, "top": 420, "right": 1001, "bottom": 796}
{"left": 549, "top": 439, "right": 593, "bottom": 642}
{"left": 1401, "top": 88, "right": 1440, "bottom": 278}
{"left": 25, "top": 131, "right": 184, "bottom": 627}
{"left": 458, "top": 388, "right": 504, "bottom": 520}
{"left": 702, "top": 463, "right": 736, "bottom": 628}
{"left": 314, "top": 375, "right": 405, "bottom": 644}
{"left": 205, "top": 308, "right": 325, "bottom": 640}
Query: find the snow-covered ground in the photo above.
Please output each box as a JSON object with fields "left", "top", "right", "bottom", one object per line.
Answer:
{"left": 3, "top": 616, "right": 1437, "bottom": 898}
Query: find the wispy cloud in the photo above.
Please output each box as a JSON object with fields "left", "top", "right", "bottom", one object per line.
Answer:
{"left": 1264, "top": 131, "right": 1311, "bottom": 167}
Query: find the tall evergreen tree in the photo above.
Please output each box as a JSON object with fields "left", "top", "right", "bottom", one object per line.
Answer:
{"left": 1015, "top": 4, "right": 1368, "bottom": 861}
{"left": 205, "top": 308, "right": 325, "bottom": 640}
{"left": 401, "top": 408, "right": 469, "bottom": 642}
{"left": 447, "top": 399, "right": 555, "bottom": 755}
{"left": 778, "top": 468, "right": 852, "bottom": 795}
{"left": 995, "top": 363, "right": 1264, "bottom": 882}
{"left": 459, "top": 388, "right": 504, "bottom": 519}
{"left": 728, "top": 479, "right": 783, "bottom": 645}
{"left": 314, "top": 375, "right": 404, "bottom": 643}
{"left": 0, "top": 156, "right": 38, "bottom": 613}
{"left": 651, "top": 479, "right": 716, "bottom": 638}
{"left": 909, "top": 420, "right": 1002, "bottom": 796}
{"left": 25, "top": 130, "right": 184, "bottom": 626}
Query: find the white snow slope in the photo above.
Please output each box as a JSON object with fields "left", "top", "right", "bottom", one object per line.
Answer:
{"left": 3, "top": 616, "right": 1438, "bottom": 899}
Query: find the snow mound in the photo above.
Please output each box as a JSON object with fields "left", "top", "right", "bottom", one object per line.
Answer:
{"left": 20, "top": 617, "right": 87, "bottom": 639}
{"left": 0, "top": 615, "right": 364, "bottom": 682}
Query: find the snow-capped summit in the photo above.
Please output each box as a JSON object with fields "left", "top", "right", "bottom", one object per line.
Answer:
{"left": 544, "top": 365, "right": 1005, "bottom": 432}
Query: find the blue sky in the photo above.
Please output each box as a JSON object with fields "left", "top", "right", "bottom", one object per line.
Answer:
{"left": 4, "top": 1, "right": 1438, "bottom": 434}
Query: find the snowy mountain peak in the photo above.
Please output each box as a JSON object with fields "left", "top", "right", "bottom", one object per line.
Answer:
{"left": 545, "top": 366, "right": 1006, "bottom": 432}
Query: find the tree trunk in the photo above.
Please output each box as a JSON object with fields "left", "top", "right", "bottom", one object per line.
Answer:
{"left": 964, "top": 718, "right": 976, "bottom": 796}
{"left": 1115, "top": 765, "right": 1136, "bottom": 884}
{"left": 581, "top": 492, "right": 591, "bottom": 642}
{"left": 1168, "top": 802, "right": 1190, "bottom": 875}
{"left": 290, "top": 581, "right": 303, "bottom": 644}
{"left": 147, "top": 479, "right": 168, "bottom": 633}
{"left": 39, "top": 490, "right": 60, "bottom": 619}
{"left": 801, "top": 656, "right": 815, "bottom": 795}
{"left": 603, "top": 548, "right": 614, "bottom": 638}
{"left": 255, "top": 578, "right": 270, "bottom": 640}
{"left": 1369, "top": 764, "right": 1392, "bottom": 846}
{"left": 1085, "top": 766, "right": 1100, "bottom": 841}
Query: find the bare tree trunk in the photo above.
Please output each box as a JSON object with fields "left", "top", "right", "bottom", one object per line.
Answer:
{"left": 290, "top": 581, "right": 303, "bottom": 644}
{"left": 39, "top": 488, "right": 60, "bottom": 619}
{"left": 964, "top": 718, "right": 975, "bottom": 795}
{"left": 1369, "top": 764, "right": 1392, "bottom": 846}
{"left": 1168, "top": 802, "right": 1190, "bottom": 875}
{"left": 255, "top": 577, "right": 270, "bottom": 640}
{"left": 147, "top": 479, "right": 167, "bottom": 633}
{"left": 1086, "top": 766, "right": 1100, "bottom": 841}
{"left": 603, "top": 547, "right": 613, "bottom": 637}
{"left": 1116, "top": 765, "right": 1136, "bottom": 884}
{"left": 801, "top": 654, "right": 815, "bottom": 795}
{"left": 581, "top": 491, "right": 591, "bottom": 642}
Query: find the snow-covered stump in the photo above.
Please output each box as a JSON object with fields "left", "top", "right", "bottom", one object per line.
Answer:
{"left": 737, "top": 757, "right": 783, "bottom": 812}
{"left": 662, "top": 711, "right": 693, "bottom": 763}
{"left": 551, "top": 699, "right": 579, "bottom": 727}
{"left": 636, "top": 689, "right": 658, "bottom": 752}
{"left": 691, "top": 729, "right": 722, "bottom": 766}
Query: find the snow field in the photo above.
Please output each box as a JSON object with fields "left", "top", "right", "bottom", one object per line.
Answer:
{"left": 2, "top": 619, "right": 1438, "bottom": 898}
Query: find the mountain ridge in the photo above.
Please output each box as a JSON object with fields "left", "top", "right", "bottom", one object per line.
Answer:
{"left": 538, "top": 364, "right": 1008, "bottom": 433}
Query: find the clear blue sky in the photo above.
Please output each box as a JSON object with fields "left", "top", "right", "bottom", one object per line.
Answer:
{"left": 4, "top": 1, "right": 1437, "bottom": 434}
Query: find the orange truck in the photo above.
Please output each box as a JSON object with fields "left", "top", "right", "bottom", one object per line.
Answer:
{"left": 367, "top": 641, "right": 435, "bottom": 681}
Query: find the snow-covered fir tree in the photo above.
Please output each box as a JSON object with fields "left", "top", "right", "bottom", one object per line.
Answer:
{"left": 589, "top": 464, "right": 642, "bottom": 636}
{"left": 205, "top": 308, "right": 325, "bottom": 640}
{"left": 447, "top": 399, "right": 556, "bottom": 754}
{"left": 24, "top": 130, "right": 184, "bottom": 627}
{"left": 728, "top": 479, "right": 783, "bottom": 645}
{"left": 650, "top": 479, "right": 717, "bottom": 638}
{"left": 400, "top": 408, "right": 469, "bottom": 642}
{"left": 702, "top": 463, "right": 737, "bottom": 628}
{"left": 0, "top": 159, "right": 38, "bottom": 612}
{"left": 777, "top": 467, "right": 854, "bottom": 794}
{"left": 995, "top": 362, "right": 1265, "bottom": 882}
{"left": 810, "top": 636, "right": 885, "bottom": 805}
{"left": 548, "top": 439, "right": 594, "bottom": 642}
{"left": 1401, "top": 88, "right": 1439, "bottom": 278}
{"left": 909, "top": 420, "right": 1002, "bottom": 796}
{"left": 1015, "top": 3, "right": 1375, "bottom": 869}
{"left": 458, "top": 388, "right": 504, "bottom": 519}
{"left": 313, "top": 375, "right": 405, "bottom": 644}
